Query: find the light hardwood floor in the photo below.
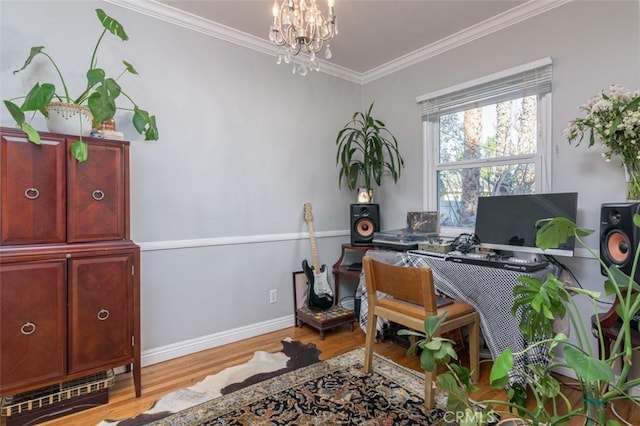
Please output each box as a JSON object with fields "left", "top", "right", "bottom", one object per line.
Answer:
{"left": 31, "top": 324, "right": 638, "bottom": 425}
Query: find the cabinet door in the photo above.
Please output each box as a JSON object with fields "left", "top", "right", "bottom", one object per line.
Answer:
{"left": 0, "top": 260, "right": 67, "bottom": 395}
{"left": 68, "top": 253, "right": 133, "bottom": 374}
{"left": 67, "top": 139, "right": 128, "bottom": 242}
{"left": 0, "top": 131, "right": 66, "bottom": 244}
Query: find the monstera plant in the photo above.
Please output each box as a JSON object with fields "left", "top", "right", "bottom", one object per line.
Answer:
{"left": 401, "top": 216, "right": 640, "bottom": 425}
{"left": 3, "top": 8, "right": 158, "bottom": 162}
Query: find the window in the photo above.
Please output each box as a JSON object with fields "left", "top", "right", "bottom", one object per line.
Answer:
{"left": 416, "top": 58, "right": 552, "bottom": 234}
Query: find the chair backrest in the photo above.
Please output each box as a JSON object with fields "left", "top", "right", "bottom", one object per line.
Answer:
{"left": 362, "top": 256, "right": 438, "bottom": 315}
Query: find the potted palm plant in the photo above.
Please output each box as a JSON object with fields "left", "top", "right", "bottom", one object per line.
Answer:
{"left": 401, "top": 215, "right": 640, "bottom": 425}
{"left": 3, "top": 8, "right": 158, "bottom": 162}
{"left": 336, "top": 102, "right": 404, "bottom": 203}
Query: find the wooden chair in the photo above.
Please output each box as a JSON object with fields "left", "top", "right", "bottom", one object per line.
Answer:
{"left": 362, "top": 255, "right": 480, "bottom": 408}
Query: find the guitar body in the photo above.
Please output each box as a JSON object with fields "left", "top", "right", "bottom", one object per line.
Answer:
{"left": 302, "top": 202, "right": 335, "bottom": 312}
{"left": 302, "top": 259, "right": 334, "bottom": 311}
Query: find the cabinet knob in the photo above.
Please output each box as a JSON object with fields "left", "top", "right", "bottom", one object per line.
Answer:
{"left": 24, "top": 188, "right": 40, "bottom": 200}
{"left": 20, "top": 322, "right": 36, "bottom": 335}
{"left": 97, "top": 309, "right": 110, "bottom": 321}
{"left": 92, "top": 190, "right": 105, "bottom": 201}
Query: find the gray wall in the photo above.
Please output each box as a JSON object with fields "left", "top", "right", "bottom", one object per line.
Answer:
{"left": 0, "top": 0, "right": 361, "bottom": 363}
{"left": 1, "top": 0, "right": 639, "bottom": 369}
{"left": 361, "top": 0, "right": 640, "bottom": 362}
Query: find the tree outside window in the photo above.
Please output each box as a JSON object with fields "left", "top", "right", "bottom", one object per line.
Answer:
{"left": 418, "top": 59, "right": 552, "bottom": 233}
{"left": 435, "top": 96, "right": 539, "bottom": 228}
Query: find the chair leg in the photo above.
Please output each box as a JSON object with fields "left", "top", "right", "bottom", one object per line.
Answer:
{"left": 424, "top": 370, "right": 435, "bottom": 409}
{"left": 603, "top": 335, "right": 613, "bottom": 359}
{"left": 364, "top": 312, "right": 377, "bottom": 373}
{"left": 469, "top": 314, "right": 480, "bottom": 381}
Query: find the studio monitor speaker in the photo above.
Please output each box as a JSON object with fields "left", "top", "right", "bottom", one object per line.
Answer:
{"left": 350, "top": 204, "right": 380, "bottom": 246}
{"left": 600, "top": 202, "right": 640, "bottom": 280}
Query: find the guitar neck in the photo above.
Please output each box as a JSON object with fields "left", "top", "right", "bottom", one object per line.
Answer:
{"left": 306, "top": 220, "right": 322, "bottom": 272}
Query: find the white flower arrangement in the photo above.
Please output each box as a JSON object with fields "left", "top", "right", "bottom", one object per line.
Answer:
{"left": 565, "top": 84, "right": 640, "bottom": 163}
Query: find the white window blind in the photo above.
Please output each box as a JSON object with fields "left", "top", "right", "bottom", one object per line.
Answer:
{"left": 417, "top": 57, "right": 552, "bottom": 119}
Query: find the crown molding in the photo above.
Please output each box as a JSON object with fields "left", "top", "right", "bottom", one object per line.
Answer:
{"left": 104, "top": 0, "right": 571, "bottom": 85}
{"left": 360, "top": 0, "right": 572, "bottom": 84}
{"left": 103, "top": 0, "right": 362, "bottom": 83}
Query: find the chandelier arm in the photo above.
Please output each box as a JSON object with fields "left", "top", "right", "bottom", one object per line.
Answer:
{"left": 271, "top": 31, "right": 287, "bottom": 47}
{"left": 292, "top": 42, "right": 303, "bottom": 56}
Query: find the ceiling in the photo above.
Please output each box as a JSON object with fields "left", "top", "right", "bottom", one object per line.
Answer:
{"left": 156, "top": 0, "right": 531, "bottom": 74}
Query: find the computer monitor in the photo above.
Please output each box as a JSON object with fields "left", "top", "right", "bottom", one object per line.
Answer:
{"left": 474, "top": 192, "right": 578, "bottom": 257}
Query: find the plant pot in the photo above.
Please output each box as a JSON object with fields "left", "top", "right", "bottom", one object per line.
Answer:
{"left": 357, "top": 188, "right": 373, "bottom": 203}
{"left": 45, "top": 102, "right": 93, "bottom": 137}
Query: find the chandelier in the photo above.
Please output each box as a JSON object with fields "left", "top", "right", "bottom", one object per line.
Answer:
{"left": 269, "top": 0, "right": 337, "bottom": 75}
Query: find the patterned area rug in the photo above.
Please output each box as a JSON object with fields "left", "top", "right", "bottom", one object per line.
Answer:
{"left": 149, "top": 348, "right": 446, "bottom": 425}
{"left": 100, "top": 339, "right": 322, "bottom": 425}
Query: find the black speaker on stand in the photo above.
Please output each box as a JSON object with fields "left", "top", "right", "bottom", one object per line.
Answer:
{"left": 600, "top": 202, "right": 640, "bottom": 281}
{"left": 350, "top": 204, "right": 380, "bottom": 246}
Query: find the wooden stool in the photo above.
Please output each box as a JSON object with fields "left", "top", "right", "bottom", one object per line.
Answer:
{"left": 295, "top": 305, "right": 355, "bottom": 340}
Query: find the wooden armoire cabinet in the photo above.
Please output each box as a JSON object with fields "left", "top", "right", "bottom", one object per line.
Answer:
{"left": 0, "top": 127, "right": 141, "bottom": 399}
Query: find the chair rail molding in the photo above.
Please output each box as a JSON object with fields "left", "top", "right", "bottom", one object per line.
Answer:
{"left": 138, "top": 230, "right": 349, "bottom": 252}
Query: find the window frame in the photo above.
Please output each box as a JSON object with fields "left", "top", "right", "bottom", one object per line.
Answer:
{"left": 419, "top": 60, "right": 553, "bottom": 237}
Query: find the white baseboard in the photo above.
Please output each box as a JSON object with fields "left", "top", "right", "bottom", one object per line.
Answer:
{"left": 141, "top": 314, "right": 295, "bottom": 367}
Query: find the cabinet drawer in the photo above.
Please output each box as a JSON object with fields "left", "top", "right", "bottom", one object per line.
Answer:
{"left": 68, "top": 253, "right": 134, "bottom": 374}
{"left": 0, "top": 132, "right": 66, "bottom": 244}
{"left": 0, "top": 260, "right": 67, "bottom": 394}
{"left": 67, "top": 139, "right": 128, "bottom": 242}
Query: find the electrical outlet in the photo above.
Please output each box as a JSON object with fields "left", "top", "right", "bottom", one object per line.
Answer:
{"left": 269, "top": 289, "right": 277, "bottom": 304}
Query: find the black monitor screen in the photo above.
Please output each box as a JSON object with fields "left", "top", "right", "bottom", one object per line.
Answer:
{"left": 474, "top": 192, "right": 578, "bottom": 256}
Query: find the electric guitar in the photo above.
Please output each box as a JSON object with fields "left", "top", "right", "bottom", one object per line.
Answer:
{"left": 302, "top": 202, "right": 334, "bottom": 311}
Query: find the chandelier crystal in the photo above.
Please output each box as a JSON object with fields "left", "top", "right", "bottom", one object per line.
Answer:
{"left": 269, "top": 0, "right": 337, "bottom": 75}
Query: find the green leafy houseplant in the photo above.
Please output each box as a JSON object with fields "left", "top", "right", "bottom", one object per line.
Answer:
{"left": 399, "top": 314, "right": 499, "bottom": 425}
{"left": 403, "top": 216, "right": 640, "bottom": 425}
{"left": 336, "top": 102, "right": 404, "bottom": 198}
{"left": 3, "top": 8, "right": 158, "bottom": 162}
{"left": 488, "top": 216, "right": 640, "bottom": 425}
